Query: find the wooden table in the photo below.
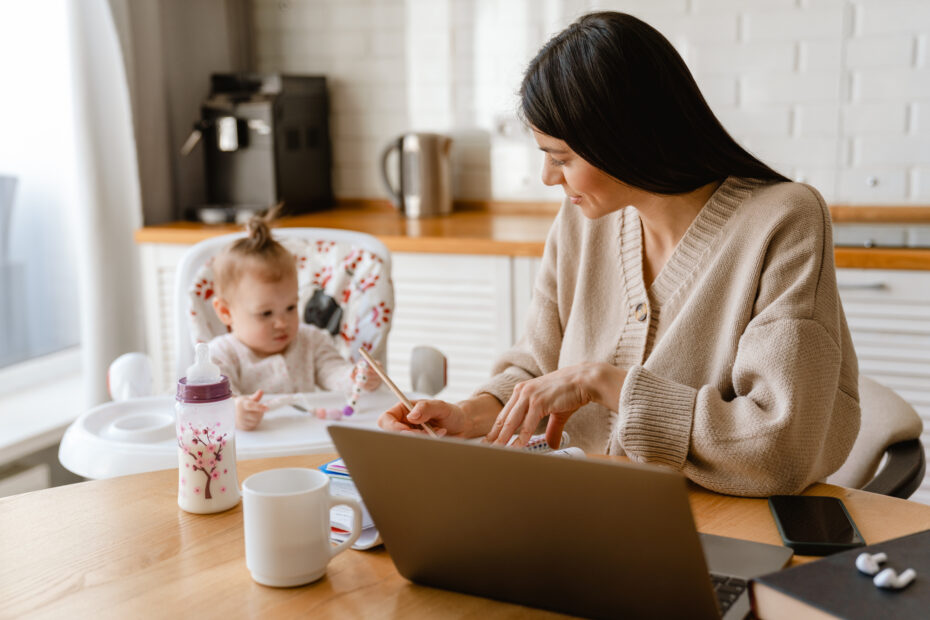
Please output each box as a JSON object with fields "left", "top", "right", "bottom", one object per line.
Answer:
{"left": 4, "top": 454, "right": 930, "bottom": 619}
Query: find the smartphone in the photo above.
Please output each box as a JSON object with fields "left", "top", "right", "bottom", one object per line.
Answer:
{"left": 768, "top": 495, "right": 865, "bottom": 556}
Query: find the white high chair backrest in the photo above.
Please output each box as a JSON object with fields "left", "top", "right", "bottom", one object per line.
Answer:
{"left": 173, "top": 227, "right": 393, "bottom": 382}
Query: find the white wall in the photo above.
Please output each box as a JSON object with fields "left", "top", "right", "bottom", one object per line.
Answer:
{"left": 251, "top": 0, "right": 930, "bottom": 205}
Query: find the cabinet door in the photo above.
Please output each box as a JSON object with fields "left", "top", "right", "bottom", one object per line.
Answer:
{"left": 838, "top": 269, "right": 930, "bottom": 505}
{"left": 389, "top": 253, "right": 513, "bottom": 403}
{"left": 511, "top": 256, "right": 541, "bottom": 343}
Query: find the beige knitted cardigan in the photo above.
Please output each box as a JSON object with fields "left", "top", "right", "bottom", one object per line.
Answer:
{"left": 476, "top": 177, "right": 860, "bottom": 497}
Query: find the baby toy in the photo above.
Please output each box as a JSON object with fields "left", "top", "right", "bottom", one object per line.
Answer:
{"left": 313, "top": 359, "right": 369, "bottom": 421}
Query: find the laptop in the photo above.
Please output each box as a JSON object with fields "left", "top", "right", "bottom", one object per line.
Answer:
{"left": 327, "top": 426, "right": 793, "bottom": 619}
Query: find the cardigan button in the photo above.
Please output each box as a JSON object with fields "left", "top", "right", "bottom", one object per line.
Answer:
{"left": 634, "top": 302, "right": 648, "bottom": 322}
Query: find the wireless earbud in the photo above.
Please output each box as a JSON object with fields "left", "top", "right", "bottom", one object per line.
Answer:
{"left": 855, "top": 552, "right": 887, "bottom": 576}
{"left": 873, "top": 567, "right": 916, "bottom": 590}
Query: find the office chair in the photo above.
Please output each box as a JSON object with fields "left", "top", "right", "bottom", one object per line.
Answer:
{"left": 827, "top": 376, "right": 926, "bottom": 499}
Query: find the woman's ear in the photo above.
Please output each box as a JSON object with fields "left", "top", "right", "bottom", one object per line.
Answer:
{"left": 213, "top": 296, "right": 233, "bottom": 327}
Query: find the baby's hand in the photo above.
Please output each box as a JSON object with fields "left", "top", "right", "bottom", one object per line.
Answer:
{"left": 236, "top": 390, "right": 268, "bottom": 430}
{"left": 363, "top": 370, "right": 381, "bottom": 392}
{"left": 352, "top": 361, "right": 382, "bottom": 392}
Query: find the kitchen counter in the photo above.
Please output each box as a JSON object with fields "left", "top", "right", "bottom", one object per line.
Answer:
{"left": 135, "top": 200, "right": 930, "bottom": 269}
{"left": 135, "top": 201, "right": 557, "bottom": 257}
{"left": 835, "top": 247, "right": 930, "bottom": 270}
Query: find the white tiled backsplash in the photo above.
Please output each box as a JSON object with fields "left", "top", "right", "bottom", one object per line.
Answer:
{"left": 252, "top": 0, "right": 930, "bottom": 205}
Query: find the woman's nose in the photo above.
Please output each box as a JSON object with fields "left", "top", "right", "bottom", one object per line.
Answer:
{"left": 541, "top": 162, "right": 563, "bottom": 186}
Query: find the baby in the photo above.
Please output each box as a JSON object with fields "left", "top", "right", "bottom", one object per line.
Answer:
{"left": 208, "top": 211, "right": 379, "bottom": 430}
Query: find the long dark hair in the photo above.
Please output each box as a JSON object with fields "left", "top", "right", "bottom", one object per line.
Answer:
{"left": 520, "top": 12, "right": 788, "bottom": 194}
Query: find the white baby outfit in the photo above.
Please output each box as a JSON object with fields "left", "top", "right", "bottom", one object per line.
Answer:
{"left": 209, "top": 323, "right": 351, "bottom": 396}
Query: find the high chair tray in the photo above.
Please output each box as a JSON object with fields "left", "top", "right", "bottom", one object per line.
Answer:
{"left": 59, "top": 389, "right": 402, "bottom": 479}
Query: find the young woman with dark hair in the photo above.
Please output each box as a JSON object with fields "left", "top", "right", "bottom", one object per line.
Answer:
{"left": 380, "top": 12, "right": 860, "bottom": 497}
{"left": 520, "top": 12, "right": 789, "bottom": 194}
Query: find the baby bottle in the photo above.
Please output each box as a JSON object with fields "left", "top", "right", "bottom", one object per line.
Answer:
{"left": 176, "top": 343, "right": 240, "bottom": 514}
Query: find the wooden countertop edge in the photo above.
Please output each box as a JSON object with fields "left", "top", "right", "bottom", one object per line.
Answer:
{"left": 834, "top": 247, "right": 930, "bottom": 270}
{"left": 135, "top": 227, "right": 930, "bottom": 268}
{"left": 377, "top": 237, "right": 547, "bottom": 257}
{"left": 343, "top": 199, "right": 930, "bottom": 222}
{"left": 133, "top": 226, "right": 548, "bottom": 256}
{"left": 134, "top": 200, "right": 930, "bottom": 268}
{"left": 829, "top": 205, "right": 930, "bottom": 223}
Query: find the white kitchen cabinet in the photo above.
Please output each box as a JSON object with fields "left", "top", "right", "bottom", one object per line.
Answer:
{"left": 139, "top": 243, "right": 188, "bottom": 394}
{"left": 387, "top": 254, "right": 541, "bottom": 403}
{"left": 388, "top": 253, "right": 511, "bottom": 402}
{"left": 511, "top": 256, "right": 541, "bottom": 340}
{"left": 837, "top": 269, "right": 930, "bottom": 505}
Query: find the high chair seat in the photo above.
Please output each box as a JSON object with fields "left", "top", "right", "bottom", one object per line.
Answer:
{"left": 58, "top": 390, "right": 399, "bottom": 479}
{"left": 179, "top": 227, "right": 394, "bottom": 376}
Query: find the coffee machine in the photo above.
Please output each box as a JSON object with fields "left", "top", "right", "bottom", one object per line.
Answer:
{"left": 182, "top": 73, "right": 332, "bottom": 221}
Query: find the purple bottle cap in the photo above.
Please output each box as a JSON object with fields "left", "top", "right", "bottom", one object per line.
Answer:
{"left": 176, "top": 375, "right": 231, "bottom": 404}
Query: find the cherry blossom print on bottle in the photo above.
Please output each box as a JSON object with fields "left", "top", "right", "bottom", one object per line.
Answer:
{"left": 176, "top": 343, "right": 240, "bottom": 514}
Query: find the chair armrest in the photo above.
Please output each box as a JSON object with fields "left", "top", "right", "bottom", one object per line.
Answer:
{"left": 862, "top": 439, "right": 926, "bottom": 499}
{"left": 108, "top": 353, "right": 153, "bottom": 401}
{"left": 410, "top": 346, "right": 447, "bottom": 396}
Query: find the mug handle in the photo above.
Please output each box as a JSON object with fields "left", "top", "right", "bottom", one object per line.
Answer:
{"left": 379, "top": 136, "right": 403, "bottom": 210}
{"left": 328, "top": 496, "right": 363, "bottom": 557}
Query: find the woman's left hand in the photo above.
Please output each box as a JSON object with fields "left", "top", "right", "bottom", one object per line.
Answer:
{"left": 484, "top": 362, "right": 626, "bottom": 449}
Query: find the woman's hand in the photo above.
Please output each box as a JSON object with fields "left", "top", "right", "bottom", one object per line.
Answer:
{"left": 485, "top": 363, "right": 626, "bottom": 448}
{"left": 235, "top": 390, "right": 268, "bottom": 430}
{"left": 378, "top": 399, "right": 467, "bottom": 437}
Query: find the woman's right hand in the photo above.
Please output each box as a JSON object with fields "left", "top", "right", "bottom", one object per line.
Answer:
{"left": 378, "top": 399, "right": 468, "bottom": 437}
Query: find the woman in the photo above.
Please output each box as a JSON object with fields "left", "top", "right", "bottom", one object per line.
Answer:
{"left": 379, "top": 11, "right": 859, "bottom": 497}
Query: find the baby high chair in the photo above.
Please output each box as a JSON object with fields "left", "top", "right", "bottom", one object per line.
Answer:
{"left": 60, "top": 227, "right": 446, "bottom": 479}
{"left": 178, "top": 227, "right": 394, "bottom": 373}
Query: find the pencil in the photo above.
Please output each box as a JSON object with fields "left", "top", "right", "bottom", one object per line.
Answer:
{"left": 358, "top": 347, "right": 438, "bottom": 438}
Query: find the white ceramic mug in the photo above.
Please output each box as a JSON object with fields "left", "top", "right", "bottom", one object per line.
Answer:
{"left": 242, "top": 468, "right": 362, "bottom": 587}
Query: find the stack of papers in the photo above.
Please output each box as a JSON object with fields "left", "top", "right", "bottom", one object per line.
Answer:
{"left": 320, "top": 458, "right": 382, "bottom": 550}
{"left": 515, "top": 432, "right": 586, "bottom": 458}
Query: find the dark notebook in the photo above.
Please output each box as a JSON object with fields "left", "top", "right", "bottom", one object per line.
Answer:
{"left": 750, "top": 528, "right": 930, "bottom": 619}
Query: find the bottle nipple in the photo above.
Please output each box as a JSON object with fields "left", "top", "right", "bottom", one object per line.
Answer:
{"left": 186, "top": 343, "right": 221, "bottom": 385}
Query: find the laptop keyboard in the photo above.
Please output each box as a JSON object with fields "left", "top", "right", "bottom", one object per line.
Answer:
{"left": 710, "top": 574, "right": 748, "bottom": 614}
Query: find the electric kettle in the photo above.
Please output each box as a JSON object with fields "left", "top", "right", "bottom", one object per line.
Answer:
{"left": 380, "top": 132, "right": 453, "bottom": 218}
